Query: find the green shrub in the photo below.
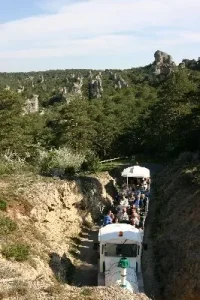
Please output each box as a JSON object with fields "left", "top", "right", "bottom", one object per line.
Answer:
{"left": 81, "top": 152, "right": 100, "bottom": 172}
{"left": 39, "top": 148, "right": 85, "bottom": 176}
{"left": 2, "top": 244, "right": 30, "bottom": 261}
{"left": 0, "top": 200, "right": 7, "bottom": 211}
{"left": 0, "top": 216, "right": 17, "bottom": 235}
{"left": 0, "top": 150, "right": 31, "bottom": 175}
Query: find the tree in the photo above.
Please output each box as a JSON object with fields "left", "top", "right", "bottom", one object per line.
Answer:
{"left": 56, "top": 97, "right": 96, "bottom": 152}
{"left": 0, "top": 91, "right": 26, "bottom": 154}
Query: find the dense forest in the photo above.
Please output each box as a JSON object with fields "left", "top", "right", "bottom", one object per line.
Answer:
{"left": 0, "top": 51, "right": 199, "bottom": 175}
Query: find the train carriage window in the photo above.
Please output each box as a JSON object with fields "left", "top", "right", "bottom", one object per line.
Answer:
{"left": 105, "top": 244, "right": 138, "bottom": 257}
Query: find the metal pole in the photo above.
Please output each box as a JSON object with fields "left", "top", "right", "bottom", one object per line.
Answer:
{"left": 145, "top": 198, "right": 149, "bottom": 215}
{"left": 121, "top": 268, "right": 127, "bottom": 287}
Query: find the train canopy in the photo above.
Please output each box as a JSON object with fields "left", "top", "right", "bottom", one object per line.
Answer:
{"left": 121, "top": 165, "right": 150, "bottom": 179}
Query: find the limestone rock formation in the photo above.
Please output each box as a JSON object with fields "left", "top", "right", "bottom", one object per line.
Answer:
{"left": 181, "top": 57, "right": 200, "bottom": 69}
{"left": 179, "top": 62, "right": 185, "bottom": 69}
{"left": 153, "top": 50, "right": 175, "bottom": 76}
{"left": 59, "top": 87, "right": 68, "bottom": 95}
{"left": 89, "top": 72, "right": 103, "bottom": 98}
{"left": 72, "top": 75, "right": 83, "bottom": 95}
{"left": 17, "top": 86, "right": 24, "bottom": 93}
{"left": 40, "top": 74, "right": 45, "bottom": 83}
{"left": 108, "top": 71, "right": 128, "bottom": 89}
{"left": 24, "top": 94, "right": 39, "bottom": 114}
{"left": 114, "top": 74, "right": 128, "bottom": 89}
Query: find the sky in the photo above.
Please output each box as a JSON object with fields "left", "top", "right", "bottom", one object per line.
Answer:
{"left": 0, "top": 0, "right": 200, "bottom": 72}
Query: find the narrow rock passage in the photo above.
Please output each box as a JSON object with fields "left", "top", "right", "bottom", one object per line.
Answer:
{"left": 73, "top": 226, "right": 99, "bottom": 286}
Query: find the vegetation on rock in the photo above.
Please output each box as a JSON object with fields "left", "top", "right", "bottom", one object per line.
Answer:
{"left": 2, "top": 243, "right": 30, "bottom": 262}
{"left": 0, "top": 216, "right": 17, "bottom": 235}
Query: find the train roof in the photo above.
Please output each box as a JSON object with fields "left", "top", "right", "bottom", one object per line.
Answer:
{"left": 98, "top": 223, "right": 143, "bottom": 244}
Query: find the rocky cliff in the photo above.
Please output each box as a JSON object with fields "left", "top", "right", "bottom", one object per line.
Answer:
{"left": 0, "top": 172, "right": 114, "bottom": 299}
{"left": 153, "top": 153, "right": 200, "bottom": 300}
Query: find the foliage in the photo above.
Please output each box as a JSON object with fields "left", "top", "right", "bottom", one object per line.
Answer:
{"left": 2, "top": 243, "right": 30, "bottom": 261}
{"left": 0, "top": 216, "right": 17, "bottom": 235}
{"left": 0, "top": 66, "right": 199, "bottom": 175}
{"left": 0, "top": 150, "right": 30, "bottom": 175}
{"left": 0, "top": 200, "right": 7, "bottom": 211}
{"left": 39, "top": 148, "right": 85, "bottom": 175}
{"left": 81, "top": 151, "right": 100, "bottom": 172}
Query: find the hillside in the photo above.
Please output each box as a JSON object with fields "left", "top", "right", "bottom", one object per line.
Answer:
{"left": 0, "top": 50, "right": 199, "bottom": 163}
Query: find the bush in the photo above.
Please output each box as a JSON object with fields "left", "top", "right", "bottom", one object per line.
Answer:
{"left": 0, "top": 150, "right": 30, "bottom": 175}
{"left": 0, "top": 200, "right": 7, "bottom": 211}
{"left": 2, "top": 244, "right": 30, "bottom": 261}
{"left": 81, "top": 152, "right": 100, "bottom": 172}
{"left": 0, "top": 216, "right": 17, "bottom": 235}
{"left": 39, "top": 148, "right": 85, "bottom": 176}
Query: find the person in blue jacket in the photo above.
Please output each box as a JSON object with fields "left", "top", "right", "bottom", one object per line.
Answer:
{"left": 103, "top": 210, "right": 113, "bottom": 226}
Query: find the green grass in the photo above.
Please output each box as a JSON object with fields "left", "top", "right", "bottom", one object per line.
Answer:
{"left": 97, "top": 154, "right": 167, "bottom": 173}
{"left": 0, "top": 216, "right": 17, "bottom": 235}
{"left": 0, "top": 200, "right": 7, "bottom": 211}
{"left": 2, "top": 243, "right": 30, "bottom": 262}
{"left": 98, "top": 158, "right": 133, "bottom": 172}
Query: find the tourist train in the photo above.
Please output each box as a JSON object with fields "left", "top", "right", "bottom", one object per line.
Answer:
{"left": 95, "top": 165, "right": 150, "bottom": 293}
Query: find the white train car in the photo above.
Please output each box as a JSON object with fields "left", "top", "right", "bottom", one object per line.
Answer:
{"left": 97, "top": 223, "right": 146, "bottom": 292}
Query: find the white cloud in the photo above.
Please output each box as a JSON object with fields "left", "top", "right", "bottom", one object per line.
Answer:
{"left": 0, "top": 0, "right": 200, "bottom": 70}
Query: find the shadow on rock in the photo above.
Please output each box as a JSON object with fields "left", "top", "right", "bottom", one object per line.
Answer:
{"left": 49, "top": 252, "right": 75, "bottom": 284}
{"left": 104, "top": 179, "right": 118, "bottom": 200}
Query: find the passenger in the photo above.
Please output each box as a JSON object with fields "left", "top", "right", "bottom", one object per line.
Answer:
{"left": 130, "top": 216, "right": 140, "bottom": 227}
{"left": 142, "top": 178, "right": 148, "bottom": 190}
{"left": 129, "top": 195, "right": 135, "bottom": 205}
{"left": 103, "top": 210, "right": 113, "bottom": 226}
{"left": 140, "top": 194, "right": 145, "bottom": 209}
{"left": 120, "top": 195, "right": 129, "bottom": 206}
{"left": 133, "top": 195, "right": 140, "bottom": 209}
{"left": 113, "top": 217, "right": 119, "bottom": 223}
{"left": 117, "top": 207, "right": 129, "bottom": 222}
{"left": 130, "top": 209, "right": 140, "bottom": 219}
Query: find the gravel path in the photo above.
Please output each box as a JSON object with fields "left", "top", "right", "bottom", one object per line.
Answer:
{"left": 73, "top": 226, "right": 99, "bottom": 286}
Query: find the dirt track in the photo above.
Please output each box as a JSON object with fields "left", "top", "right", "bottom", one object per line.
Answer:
{"left": 73, "top": 226, "right": 99, "bottom": 286}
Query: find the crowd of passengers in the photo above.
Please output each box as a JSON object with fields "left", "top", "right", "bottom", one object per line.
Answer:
{"left": 103, "top": 177, "right": 151, "bottom": 229}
